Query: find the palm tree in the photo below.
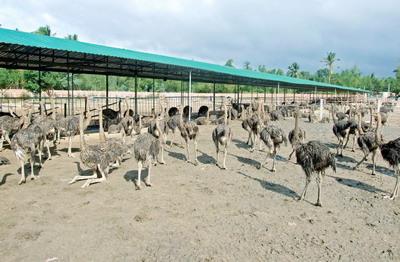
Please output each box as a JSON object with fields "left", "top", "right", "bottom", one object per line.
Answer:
{"left": 65, "top": 34, "right": 78, "bottom": 41}
{"left": 34, "top": 25, "right": 56, "bottom": 36}
{"left": 243, "top": 61, "right": 252, "bottom": 70}
{"left": 321, "top": 52, "right": 340, "bottom": 83}
{"left": 287, "top": 62, "right": 300, "bottom": 78}
{"left": 225, "top": 59, "right": 235, "bottom": 68}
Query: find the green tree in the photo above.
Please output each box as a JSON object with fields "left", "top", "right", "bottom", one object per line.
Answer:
{"left": 34, "top": 25, "right": 56, "bottom": 36}
{"left": 243, "top": 61, "right": 252, "bottom": 70}
{"left": 321, "top": 52, "right": 340, "bottom": 83}
{"left": 23, "top": 71, "right": 64, "bottom": 94}
{"left": 0, "top": 69, "right": 19, "bottom": 97}
{"left": 287, "top": 62, "right": 300, "bottom": 78}
{"left": 65, "top": 34, "right": 78, "bottom": 40}
{"left": 224, "top": 59, "right": 235, "bottom": 68}
{"left": 394, "top": 64, "right": 400, "bottom": 80}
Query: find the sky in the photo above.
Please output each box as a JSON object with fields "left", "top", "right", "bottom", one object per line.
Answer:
{"left": 0, "top": 0, "right": 399, "bottom": 78}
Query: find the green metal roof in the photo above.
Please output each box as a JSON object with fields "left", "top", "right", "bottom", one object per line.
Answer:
{"left": 0, "top": 27, "right": 366, "bottom": 92}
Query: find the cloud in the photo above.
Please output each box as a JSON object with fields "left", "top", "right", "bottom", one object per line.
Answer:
{"left": 0, "top": 0, "right": 399, "bottom": 77}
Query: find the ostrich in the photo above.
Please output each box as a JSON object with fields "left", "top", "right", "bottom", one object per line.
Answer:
{"left": 133, "top": 117, "right": 163, "bottom": 190}
{"left": 198, "top": 105, "right": 208, "bottom": 117}
{"left": 168, "top": 107, "right": 179, "bottom": 117}
{"left": 296, "top": 140, "right": 337, "bottom": 206}
{"left": 68, "top": 110, "right": 110, "bottom": 188}
{"left": 11, "top": 106, "right": 46, "bottom": 185}
{"left": 250, "top": 100, "right": 269, "bottom": 152}
{"left": 343, "top": 108, "right": 359, "bottom": 152}
{"left": 177, "top": 104, "right": 199, "bottom": 165}
{"left": 0, "top": 156, "right": 10, "bottom": 165}
{"left": 34, "top": 96, "right": 58, "bottom": 160}
{"left": 195, "top": 110, "right": 210, "bottom": 125}
{"left": 257, "top": 124, "right": 288, "bottom": 171}
{"left": 332, "top": 105, "right": 352, "bottom": 156}
{"left": 380, "top": 112, "right": 388, "bottom": 126}
{"left": 380, "top": 137, "right": 400, "bottom": 200}
{"left": 148, "top": 101, "right": 168, "bottom": 164}
{"left": 167, "top": 111, "right": 181, "bottom": 147}
{"left": 98, "top": 106, "right": 130, "bottom": 167}
{"left": 0, "top": 107, "right": 26, "bottom": 151}
{"left": 353, "top": 111, "right": 382, "bottom": 175}
{"left": 119, "top": 96, "right": 135, "bottom": 143}
{"left": 288, "top": 109, "right": 306, "bottom": 160}
{"left": 212, "top": 97, "right": 232, "bottom": 170}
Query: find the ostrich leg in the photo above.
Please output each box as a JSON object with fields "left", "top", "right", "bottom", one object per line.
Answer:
{"left": 144, "top": 157, "right": 153, "bottom": 187}
{"left": 298, "top": 174, "right": 311, "bottom": 202}
{"left": 69, "top": 169, "right": 97, "bottom": 185}
{"left": 353, "top": 152, "right": 369, "bottom": 170}
{"left": 215, "top": 141, "right": 220, "bottom": 166}
{"left": 81, "top": 165, "right": 107, "bottom": 188}
{"left": 67, "top": 136, "right": 75, "bottom": 157}
{"left": 257, "top": 149, "right": 272, "bottom": 169}
{"left": 28, "top": 151, "right": 38, "bottom": 180}
{"left": 18, "top": 159, "right": 26, "bottom": 185}
{"left": 135, "top": 161, "right": 143, "bottom": 190}
{"left": 222, "top": 146, "right": 228, "bottom": 170}
{"left": 271, "top": 148, "right": 277, "bottom": 172}
{"left": 194, "top": 139, "right": 199, "bottom": 166}
{"left": 371, "top": 150, "right": 377, "bottom": 176}
{"left": 315, "top": 171, "right": 323, "bottom": 207}
{"left": 385, "top": 168, "right": 400, "bottom": 200}
{"left": 185, "top": 140, "right": 190, "bottom": 163}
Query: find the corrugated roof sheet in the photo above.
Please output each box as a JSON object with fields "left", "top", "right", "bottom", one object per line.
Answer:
{"left": 0, "top": 28, "right": 366, "bottom": 92}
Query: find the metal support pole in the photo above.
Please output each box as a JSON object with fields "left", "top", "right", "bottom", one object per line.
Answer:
{"left": 72, "top": 73, "right": 74, "bottom": 114}
{"left": 181, "top": 81, "right": 184, "bottom": 105}
{"left": 213, "top": 82, "right": 216, "bottom": 113}
{"left": 264, "top": 86, "right": 266, "bottom": 103}
{"left": 293, "top": 89, "right": 296, "bottom": 103}
{"left": 284, "top": 88, "right": 286, "bottom": 104}
{"left": 106, "top": 75, "right": 109, "bottom": 108}
{"left": 67, "top": 71, "right": 70, "bottom": 115}
{"left": 314, "top": 86, "right": 317, "bottom": 103}
{"left": 152, "top": 78, "right": 155, "bottom": 112}
{"left": 38, "top": 70, "right": 43, "bottom": 114}
{"left": 188, "top": 71, "right": 192, "bottom": 121}
{"left": 320, "top": 98, "right": 324, "bottom": 120}
{"left": 134, "top": 74, "right": 138, "bottom": 115}
{"left": 277, "top": 83, "right": 280, "bottom": 105}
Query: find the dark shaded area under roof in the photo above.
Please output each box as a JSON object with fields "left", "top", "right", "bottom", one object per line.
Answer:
{"left": 0, "top": 28, "right": 366, "bottom": 93}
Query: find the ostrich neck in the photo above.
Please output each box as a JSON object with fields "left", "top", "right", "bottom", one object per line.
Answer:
{"left": 50, "top": 95, "right": 56, "bottom": 120}
{"left": 79, "top": 114, "right": 86, "bottom": 150}
{"left": 375, "top": 117, "right": 382, "bottom": 145}
{"left": 369, "top": 109, "right": 373, "bottom": 128}
{"left": 83, "top": 100, "right": 92, "bottom": 129}
{"left": 331, "top": 108, "right": 337, "bottom": 124}
{"left": 99, "top": 109, "right": 106, "bottom": 144}
{"left": 357, "top": 113, "right": 363, "bottom": 135}
{"left": 294, "top": 112, "right": 299, "bottom": 131}
{"left": 224, "top": 103, "right": 227, "bottom": 125}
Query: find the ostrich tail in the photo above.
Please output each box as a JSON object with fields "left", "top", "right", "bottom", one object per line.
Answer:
{"left": 14, "top": 146, "right": 27, "bottom": 161}
{"left": 283, "top": 135, "right": 288, "bottom": 146}
{"left": 331, "top": 153, "right": 337, "bottom": 173}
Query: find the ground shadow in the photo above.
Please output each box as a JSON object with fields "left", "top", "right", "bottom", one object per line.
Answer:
{"left": 197, "top": 150, "right": 215, "bottom": 165}
{"left": 328, "top": 175, "right": 387, "bottom": 193}
{"left": 237, "top": 171, "right": 300, "bottom": 199}
{"left": 123, "top": 169, "right": 150, "bottom": 187}
{"left": 166, "top": 150, "right": 186, "bottom": 161}
{"left": 0, "top": 173, "right": 13, "bottom": 186}
{"left": 58, "top": 147, "right": 80, "bottom": 154}
{"left": 336, "top": 155, "right": 357, "bottom": 164}
{"left": 229, "top": 153, "right": 259, "bottom": 166}
{"left": 232, "top": 138, "right": 251, "bottom": 149}
{"left": 324, "top": 142, "right": 338, "bottom": 149}
{"left": 336, "top": 163, "right": 354, "bottom": 171}
{"left": 366, "top": 165, "right": 396, "bottom": 178}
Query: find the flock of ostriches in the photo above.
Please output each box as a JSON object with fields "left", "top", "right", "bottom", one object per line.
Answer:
{"left": 0, "top": 94, "right": 399, "bottom": 207}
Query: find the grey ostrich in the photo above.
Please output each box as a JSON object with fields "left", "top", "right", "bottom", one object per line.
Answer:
{"left": 332, "top": 105, "right": 352, "bottom": 156}
{"left": 257, "top": 124, "right": 288, "bottom": 171}
{"left": 288, "top": 109, "right": 306, "bottom": 160}
{"left": 0, "top": 107, "right": 26, "bottom": 151}
{"left": 119, "top": 96, "right": 135, "bottom": 143}
{"left": 69, "top": 110, "right": 110, "bottom": 188}
{"left": 177, "top": 104, "right": 200, "bottom": 165}
{"left": 133, "top": 117, "right": 163, "bottom": 190}
{"left": 195, "top": 110, "right": 210, "bottom": 125}
{"left": 353, "top": 111, "right": 382, "bottom": 175}
{"left": 167, "top": 111, "right": 181, "bottom": 147}
{"left": 11, "top": 106, "right": 46, "bottom": 185}
{"left": 148, "top": 101, "right": 168, "bottom": 164}
{"left": 212, "top": 97, "right": 232, "bottom": 170}
{"left": 98, "top": 106, "right": 130, "bottom": 167}
{"left": 296, "top": 140, "right": 336, "bottom": 206}
{"left": 64, "top": 97, "right": 92, "bottom": 157}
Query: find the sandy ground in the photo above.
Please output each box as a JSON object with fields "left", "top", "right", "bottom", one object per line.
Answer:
{"left": 1, "top": 108, "right": 400, "bottom": 261}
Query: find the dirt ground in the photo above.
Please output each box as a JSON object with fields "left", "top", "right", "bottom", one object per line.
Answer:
{"left": 1, "top": 107, "right": 400, "bottom": 261}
